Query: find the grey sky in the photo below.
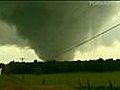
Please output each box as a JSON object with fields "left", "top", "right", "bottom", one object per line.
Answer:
{"left": 0, "top": 1, "right": 120, "bottom": 62}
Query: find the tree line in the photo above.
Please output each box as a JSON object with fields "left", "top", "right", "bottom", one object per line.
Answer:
{"left": 1, "top": 58, "right": 120, "bottom": 74}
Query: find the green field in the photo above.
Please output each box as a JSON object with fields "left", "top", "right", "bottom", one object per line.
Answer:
{"left": 1, "top": 71, "right": 120, "bottom": 90}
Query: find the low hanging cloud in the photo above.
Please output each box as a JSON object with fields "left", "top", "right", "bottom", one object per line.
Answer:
{"left": 0, "top": 1, "right": 120, "bottom": 61}
{"left": 0, "top": 20, "right": 28, "bottom": 46}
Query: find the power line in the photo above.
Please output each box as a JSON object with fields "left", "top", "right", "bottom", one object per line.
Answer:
{"left": 54, "top": 23, "right": 120, "bottom": 59}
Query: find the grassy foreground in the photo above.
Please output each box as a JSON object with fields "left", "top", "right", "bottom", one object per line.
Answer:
{"left": 1, "top": 71, "right": 120, "bottom": 90}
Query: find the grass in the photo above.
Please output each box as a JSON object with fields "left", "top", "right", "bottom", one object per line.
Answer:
{"left": 13, "top": 71, "right": 120, "bottom": 86}
{"left": 1, "top": 71, "right": 120, "bottom": 90}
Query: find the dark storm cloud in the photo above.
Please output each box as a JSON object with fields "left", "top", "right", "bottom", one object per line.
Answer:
{"left": 0, "top": 1, "right": 119, "bottom": 60}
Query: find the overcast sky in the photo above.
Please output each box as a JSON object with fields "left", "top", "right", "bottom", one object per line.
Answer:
{"left": 0, "top": 1, "right": 120, "bottom": 63}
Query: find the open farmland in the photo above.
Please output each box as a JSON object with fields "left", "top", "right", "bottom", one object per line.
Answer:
{"left": 0, "top": 72, "right": 120, "bottom": 90}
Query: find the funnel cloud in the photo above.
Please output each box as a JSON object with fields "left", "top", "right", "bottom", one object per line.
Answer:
{"left": 0, "top": 1, "right": 120, "bottom": 61}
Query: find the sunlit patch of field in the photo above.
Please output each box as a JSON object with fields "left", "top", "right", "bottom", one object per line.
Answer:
{"left": 1, "top": 72, "right": 120, "bottom": 90}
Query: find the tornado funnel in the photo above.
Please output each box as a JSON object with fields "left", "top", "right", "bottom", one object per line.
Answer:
{"left": 0, "top": 1, "right": 119, "bottom": 61}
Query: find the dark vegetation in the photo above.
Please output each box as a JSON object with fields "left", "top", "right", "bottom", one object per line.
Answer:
{"left": 1, "top": 58, "right": 120, "bottom": 90}
{"left": 1, "top": 58, "right": 120, "bottom": 74}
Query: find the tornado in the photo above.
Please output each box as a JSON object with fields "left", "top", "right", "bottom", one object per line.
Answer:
{"left": 0, "top": 1, "right": 119, "bottom": 61}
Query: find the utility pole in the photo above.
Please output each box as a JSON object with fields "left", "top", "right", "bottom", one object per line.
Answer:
{"left": 21, "top": 57, "right": 24, "bottom": 62}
